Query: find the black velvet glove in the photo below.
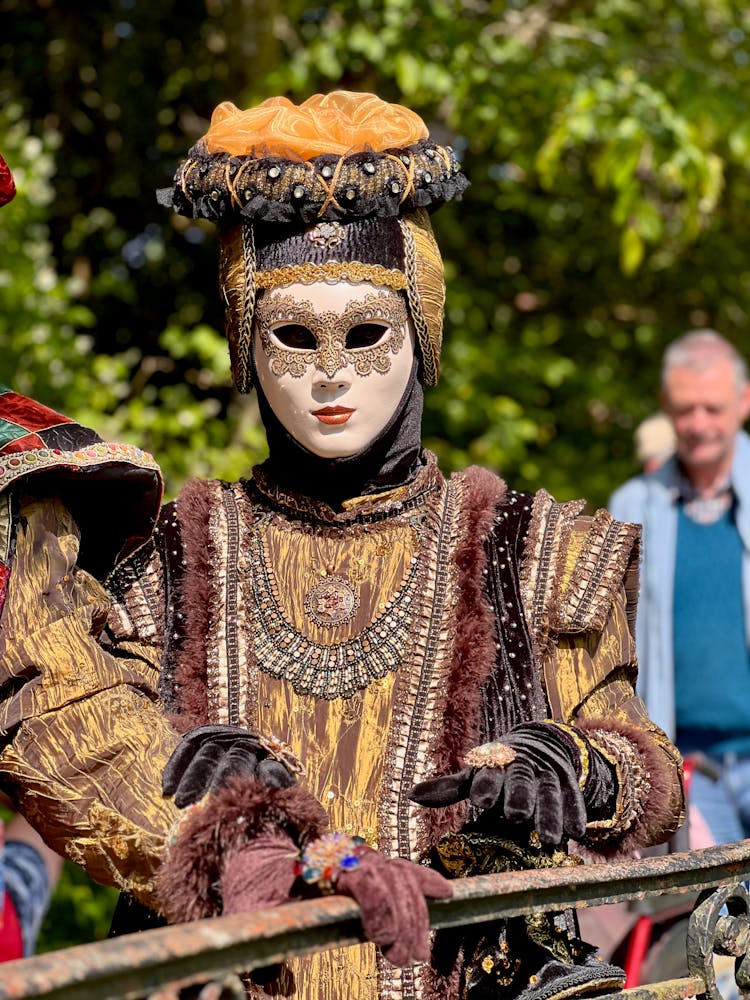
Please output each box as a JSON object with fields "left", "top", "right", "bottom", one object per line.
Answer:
{"left": 163, "top": 725, "right": 300, "bottom": 808}
{"left": 410, "top": 722, "right": 617, "bottom": 845}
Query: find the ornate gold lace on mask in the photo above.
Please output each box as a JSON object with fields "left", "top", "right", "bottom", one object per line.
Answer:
{"left": 256, "top": 291, "right": 409, "bottom": 379}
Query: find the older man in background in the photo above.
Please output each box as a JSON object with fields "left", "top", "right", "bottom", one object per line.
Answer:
{"left": 610, "top": 329, "right": 750, "bottom": 845}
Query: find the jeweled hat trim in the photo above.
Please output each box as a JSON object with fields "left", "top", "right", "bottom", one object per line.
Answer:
{"left": 157, "top": 138, "right": 468, "bottom": 226}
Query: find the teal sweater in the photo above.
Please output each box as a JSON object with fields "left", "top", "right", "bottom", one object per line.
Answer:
{"left": 674, "top": 505, "right": 750, "bottom": 757}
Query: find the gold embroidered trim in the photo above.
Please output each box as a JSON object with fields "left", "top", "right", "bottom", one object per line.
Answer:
{"left": 203, "top": 481, "right": 246, "bottom": 725}
{"left": 519, "top": 490, "right": 586, "bottom": 657}
{"left": 0, "top": 442, "right": 159, "bottom": 492}
{"left": 236, "top": 221, "right": 257, "bottom": 393}
{"left": 584, "top": 729, "right": 651, "bottom": 840}
{"left": 400, "top": 216, "right": 435, "bottom": 387}
{"left": 256, "top": 261, "right": 408, "bottom": 291}
{"left": 0, "top": 490, "right": 12, "bottom": 564}
{"left": 106, "top": 544, "right": 164, "bottom": 645}
{"left": 255, "top": 290, "right": 408, "bottom": 379}
{"left": 378, "top": 472, "right": 464, "bottom": 1000}
{"left": 552, "top": 511, "right": 641, "bottom": 634}
{"left": 245, "top": 507, "right": 428, "bottom": 700}
{"left": 549, "top": 721, "right": 590, "bottom": 789}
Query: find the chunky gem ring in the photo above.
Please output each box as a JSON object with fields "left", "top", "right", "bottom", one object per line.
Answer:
{"left": 463, "top": 741, "right": 518, "bottom": 769}
{"left": 294, "top": 832, "right": 369, "bottom": 893}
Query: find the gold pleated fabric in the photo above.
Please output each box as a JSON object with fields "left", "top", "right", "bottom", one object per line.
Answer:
{"left": 251, "top": 516, "right": 418, "bottom": 1000}
{"left": 0, "top": 497, "right": 181, "bottom": 907}
{"left": 256, "top": 673, "right": 398, "bottom": 1000}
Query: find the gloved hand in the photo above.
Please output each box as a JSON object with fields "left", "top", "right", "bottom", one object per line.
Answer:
{"left": 410, "top": 723, "right": 616, "bottom": 845}
{"left": 163, "top": 725, "right": 301, "bottom": 808}
{"left": 335, "top": 850, "right": 453, "bottom": 967}
{"left": 293, "top": 833, "right": 452, "bottom": 967}
{"left": 220, "top": 830, "right": 301, "bottom": 992}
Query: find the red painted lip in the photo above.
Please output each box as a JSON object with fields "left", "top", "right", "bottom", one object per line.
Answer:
{"left": 312, "top": 406, "right": 355, "bottom": 426}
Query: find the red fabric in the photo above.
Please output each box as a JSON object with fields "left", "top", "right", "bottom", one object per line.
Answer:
{"left": 1, "top": 431, "right": 46, "bottom": 454}
{"left": 0, "top": 390, "right": 74, "bottom": 450}
{"left": 0, "top": 892, "right": 24, "bottom": 962}
{"left": 0, "top": 564, "right": 9, "bottom": 618}
{"left": 0, "top": 155, "right": 15, "bottom": 207}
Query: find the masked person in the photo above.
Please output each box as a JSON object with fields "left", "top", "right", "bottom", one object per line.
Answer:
{"left": 0, "top": 94, "right": 683, "bottom": 1000}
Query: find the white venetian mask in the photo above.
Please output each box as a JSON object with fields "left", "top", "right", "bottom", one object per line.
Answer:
{"left": 254, "top": 281, "right": 415, "bottom": 459}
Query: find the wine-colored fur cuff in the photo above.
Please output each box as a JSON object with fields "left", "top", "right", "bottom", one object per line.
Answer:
{"left": 156, "top": 777, "right": 328, "bottom": 922}
{"left": 577, "top": 717, "right": 684, "bottom": 859}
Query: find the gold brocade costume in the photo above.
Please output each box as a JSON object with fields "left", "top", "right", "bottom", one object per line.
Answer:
{"left": 257, "top": 673, "right": 397, "bottom": 999}
{"left": 0, "top": 452, "right": 684, "bottom": 1000}
{"left": 0, "top": 497, "right": 181, "bottom": 909}
{"left": 254, "top": 512, "right": 412, "bottom": 1000}
{"left": 110, "top": 454, "right": 681, "bottom": 999}
{"left": 0, "top": 92, "right": 684, "bottom": 1000}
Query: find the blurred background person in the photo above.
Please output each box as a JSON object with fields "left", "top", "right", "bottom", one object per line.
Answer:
{"left": 609, "top": 330, "right": 750, "bottom": 846}
{"left": 0, "top": 811, "right": 64, "bottom": 961}
{"left": 633, "top": 412, "right": 676, "bottom": 474}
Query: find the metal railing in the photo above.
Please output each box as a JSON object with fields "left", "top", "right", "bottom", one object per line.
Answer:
{"left": 2, "top": 840, "right": 750, "bottom": 1000}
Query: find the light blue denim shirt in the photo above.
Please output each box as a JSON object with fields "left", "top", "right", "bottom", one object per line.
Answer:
{"left": 608, "top": 430, "right": 750, "bottom": 740}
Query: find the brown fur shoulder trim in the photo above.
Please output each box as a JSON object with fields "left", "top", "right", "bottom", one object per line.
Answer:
{"left": 169, "top": 478, "right": 222, "bottom": 730}
{"left": 420, "top": 466, "right": 507, "bottom": 848}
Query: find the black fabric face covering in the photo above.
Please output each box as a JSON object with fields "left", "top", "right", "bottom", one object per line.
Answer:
{"left": 250, "top": 330, "right": 426, "bottom": 509}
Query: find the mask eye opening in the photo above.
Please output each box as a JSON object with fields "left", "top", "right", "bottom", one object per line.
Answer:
{"left": 272, "top": 324, "right": 316, "bottom": 350}
{"left": 345, "top": 323, "right": 389, "bottom": 350}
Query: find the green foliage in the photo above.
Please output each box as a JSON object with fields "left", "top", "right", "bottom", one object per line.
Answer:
{"left": 3, "top": 0, "right": 750, "bottom": 950}
{"left": 37, "top": 865, "right": 119, "bottom": 954}
{"left": 5, "top": 0, "right": 750, "bottom": 507}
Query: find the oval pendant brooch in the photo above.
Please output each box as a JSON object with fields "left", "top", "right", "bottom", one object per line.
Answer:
{"left": 304, "top": 575, "right": 360, "bottom": 627}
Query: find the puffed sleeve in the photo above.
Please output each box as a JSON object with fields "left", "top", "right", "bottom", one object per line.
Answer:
{"left": 523, "top": 494, "right": 685, "bottom": 855}
{"left": 0, "top": 495, "right": 182, "bottom": 907}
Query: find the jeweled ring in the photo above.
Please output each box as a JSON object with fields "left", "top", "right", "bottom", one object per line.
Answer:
{"left": 464, "top": 742, "right": 518, "bottom": 769}
{"left": 257, "top": 733, "right": 305, "bottom": 777}
{"left": 294, "top": 832, "right": 368, "bottom": 893}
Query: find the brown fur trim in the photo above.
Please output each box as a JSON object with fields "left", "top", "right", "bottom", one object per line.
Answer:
{"left": 421, "top": 466, "right": 507, "bottom": 848}
{"left": 577, "top": 716, "right": 685, "bottom": 860}
{"left": 424, "top": 941, "right": 462, "bottom": 1000}
{"left": 156, "top": 777, "right": 328, "bottom": 922}
{"left": 169, "top": 478, "right": 218, "bottom": 731}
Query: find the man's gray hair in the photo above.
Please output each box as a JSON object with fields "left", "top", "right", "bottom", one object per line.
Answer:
{"left": 661, "top": 329, "right": 749, "bottom": 390}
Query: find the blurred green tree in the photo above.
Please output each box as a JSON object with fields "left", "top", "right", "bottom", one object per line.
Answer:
{"left": 2, "top": 0, "right": 750, "bottom": 950}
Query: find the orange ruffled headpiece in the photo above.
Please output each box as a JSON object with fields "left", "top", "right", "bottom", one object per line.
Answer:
{"left": 204, "top": 92, "right": 429, "bottom": 160}
{"left": 159, "top": 91, "right": 469, "bottom": 391}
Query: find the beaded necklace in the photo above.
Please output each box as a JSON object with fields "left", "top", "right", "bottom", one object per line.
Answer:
{"left": 244, "top": 483, "right": 446, "bottom": 700}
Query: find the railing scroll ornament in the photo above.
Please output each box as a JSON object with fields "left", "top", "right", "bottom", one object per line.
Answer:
{"left": 688, "top": 882, "right": 750, "bottom": 1000}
